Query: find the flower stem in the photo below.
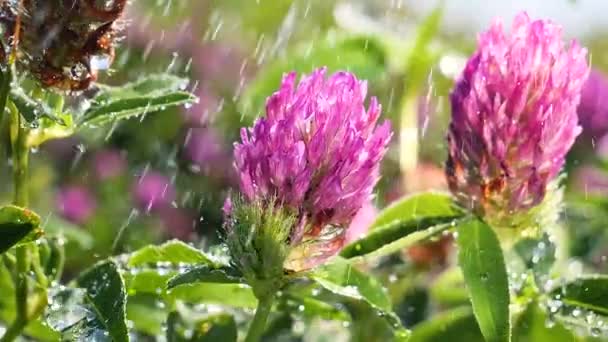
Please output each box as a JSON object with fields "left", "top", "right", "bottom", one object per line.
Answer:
{"left": 1, "top": 102, "right": 33, "bottom": 342}
{"left": 244, "top": 293, "right": 275, "bottom": 342}
{"left": 11, "top": 104, "right": 28, "bottom": 207}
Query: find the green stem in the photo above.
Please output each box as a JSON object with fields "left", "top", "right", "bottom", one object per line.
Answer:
{"left": 1, "top": 245, "right": 30, "bottom": 342}
{"left": 11, "top": 104, "right": 28, "bottom": 207}
{"left": 244, "top": 293, "right": 275, "bottom": 342}
{"left": 0, "top": 67, "right": 11, "bottom": 124}
{"left": 1, "top": 103, "right": 34, "bottom": 342}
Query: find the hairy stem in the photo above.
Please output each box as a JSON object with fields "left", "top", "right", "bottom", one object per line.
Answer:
{"left": 244, "top": 293, "right": 275, "bottom": 342}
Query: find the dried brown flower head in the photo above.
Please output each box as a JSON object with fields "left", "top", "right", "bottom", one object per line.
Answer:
{"left": 0, "top": 0, "right": 127, "bottom": 91}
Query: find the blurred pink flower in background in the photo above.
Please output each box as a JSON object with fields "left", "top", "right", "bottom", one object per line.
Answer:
{"left": 183, "top": 128, "right": 231, "bottom": 178}
{"left": 577, "top": 69, "right": 608, "bottom": 140}
{"left": 133, "top": 171, "right": 176, "bottom": 213}
{"left": 159, "top": 207, "right": 196, "bottom": 241}
{"left": 56, "top": 186, "right": 97, "bottom": 225}
{"left": 126, "top": 9, "right": 253, "bottom": 126}
{"left": 573, "top": 166, "right": 608, "bottom": 197}
{"left": 595, "top": 134, "right": 608, "bottom": 159}
{"left": 182, "top": 87, "right": 220, "bottom": 126}
{"left": 190, "top": 44, "right": 252, "bottom": 90}
{"left": 44, "top": 137, "right": 84, "bottom": 163}
{"left": 93, "top": 149, "right": 127, "bottom": 181}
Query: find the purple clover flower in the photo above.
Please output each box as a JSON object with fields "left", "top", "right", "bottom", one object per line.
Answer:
{"left": 56, "top": 185, "right": 97, "bottom": 225}
{"left": 446, "top": 12, "right": 588, "bottom": 221}
{"left": 232, "top": 68, "right": 392, "bottom": 270}
{"left": 344, "top": 202, "right": 377, "bottom": 244}
{"left": 133, "top": 171, "right": 176, "bottom": 213}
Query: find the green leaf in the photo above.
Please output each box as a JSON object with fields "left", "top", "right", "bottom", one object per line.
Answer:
{"left": 429, "top": 267, "right": 469, "bottom": 307}
{"left": 191, "top": 314, "right": 238, "bottom": 342}
{"left": 44, "top": 216, "right": 94, "bottom": 249}
{"left": 341, "top": 219, "right": 458, "bottom": 260}
{"left": 9, "top": 88, "right": 63, "bottom": 124}
{"left": 456, "top": 219, "right": 510, "bottom": 342}
{"left": 128, "top": 240, "right": 215, "bottom": 267}
{"left": 340, "top": 192, "right": 463, "bottom": 260}
{"left": 409, "top": 307, "right": 484, "bottom": 342}
{"left": 167, "top": 265, "right": 243, "bottom": 289}
{"left": 23, "top": 320, "right": 61, "bottom": 342}
{"left": 512, "top": 236, "right": 556, "bottom": 276}
{"left": 512, "top": 302, "right": 577, "bottom": 342}
{"left": 127, "top": 295, "right": 167, "bottom": 336}
{"left": 0, "top": 262, "right": 60, "bottom": 341}
{"left": 38, "top": 237, "right": 65, "bottom": 282}
{"left": 125, "top": 269, "right": 175, "bottom": 295}
{"left": 167, "top": 311, "right": 237, "bottom": 342}
{"left": 124, "top": 241, "right": 220, "bottom": 297}
{"left": 240, "top": 35, "right": 387, "bottom": 118}
{"left": 76, "top": 260, "right": 129, "bottom": 342}
{"left": 550, "top": 275, "right": 608, "bottom": 316}
{"left": 311, "top": 258, "right": 410, "bottom": 339}
{"left": 96, "top": 74, "right": 190, "bottom": 101}
{"left": 371, "top": 192, "right": 461, "bottom": 229}
{"left": 0, "top": 205, "right": 42, "bottom": 254}
{"left": 78, "top": 92, "right": 195, "bottom": 127}
{"left": 77, "top": 74, "right": 196, "bottom": 128}
{"left": 168, "top": 283, "right": 258, "bottom": 309}
{"left": 277, "top": 293, "right": 351, "bottom": 322}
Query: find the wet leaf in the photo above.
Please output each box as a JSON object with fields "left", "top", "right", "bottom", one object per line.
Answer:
{"left": 340, "top": 192, "right": 463, "bottom": 260}
{"left": 341, "top": 219, "right": 459, "bottom": 260}
{"left": 126, "top": 295, "right": 168, "bottom": 336}
{"left": 128, "top": 240, "right": 215, "bottom": 267}
{"left": 0, "top": 262, "right": 60, "bottom": 341}
{"left": 371, "top": 192, "right": 461, "bottom": 229}
{"left": 550, "top": 275, "right": 608, "bottom": 316}
{"left": 95, "top": 74, "right": 190, "bottom": 102}
{"left": 10, "top": 88, "right": 63, "bottom": 124}
{"left": 124, "top": 269, "right": 173, "bottom": 295}
{"left": 194, "top": 314, "right": 238, "bottom": 342}
{"left": 167, "top": 311, "right": 237, "bottom": 342}
{"left": 78, "top": 92, "right": 195, "bottom": 128}
{"left": 277, "top": 293, "right": 351, "bottom": 322}
{"left": 311, "top": 257, "right": 410, "bottom": 339}
{"left": 76, "top": 260, "right": 129, "bottom": 342}
{"left": 39, "top": 237, "right": 66, "bottom": 282}
{"left": 168, "top": 283, "right": 257, "bottom": 309}
{"left": 27, "top": 118, "right": 75, "bottom": 147}
{"left": 167, "top": 265, "right": 243, "bottom": 289}
{"left": 513, "top": 236, "right": 556, "bottom": 274}
{"left": 456, "top": 219, "right": 510, "bottom": 342}
{"left": 409, "top": 306, "right": 484, "bottom": 342}
{"left": 124, "top": 242, "right": 220, "bottom": 298}
{"left": 77, "top": 74, "right": 196, "bottom": 128}
{"left": 512, "top": 301, "right": 576, "bottom": 342}
{"left": 46, "top": 287, "right": 109, "bottom": 340}
{"left": 0, "top": 205, "right": 43, "bottom": 254}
